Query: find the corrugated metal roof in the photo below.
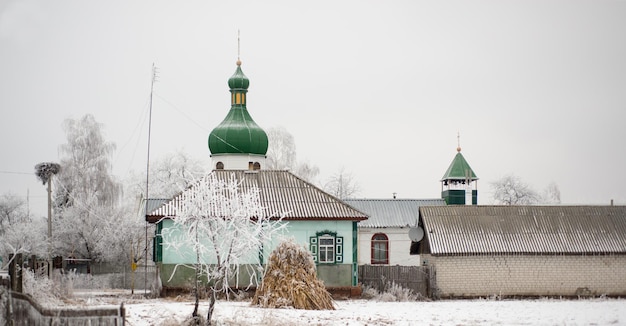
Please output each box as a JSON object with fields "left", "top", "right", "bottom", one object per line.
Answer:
{"left": 146, "top": 170, "right": 368, "bottom": 222}
{"left": 137, "top": 198, "right": 170, "bottom": 221}
{"left": 421, "top": 205, "right": 626, "bottom": 255}
{"left": 345, "top": 199, "right": 446, "bottom": 228}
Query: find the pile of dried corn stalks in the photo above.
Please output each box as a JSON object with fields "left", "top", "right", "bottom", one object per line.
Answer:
{"left": 252, "top": 239, "right": 334, "bottom": 310}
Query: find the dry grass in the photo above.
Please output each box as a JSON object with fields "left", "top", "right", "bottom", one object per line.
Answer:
{"left": 252, "top": 239, "right": 334, "bottom": 310}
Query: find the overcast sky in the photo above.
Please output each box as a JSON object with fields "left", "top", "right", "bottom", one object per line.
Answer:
{"left": 1, "top": 0, "right": 625, "bottom": 217}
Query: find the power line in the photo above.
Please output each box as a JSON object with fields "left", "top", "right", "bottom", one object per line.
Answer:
{"left": 154, "top": 94, "right": 210, "bottom": 132}
{"left": 0, "top": 170, "right": 33, "bottom": 175}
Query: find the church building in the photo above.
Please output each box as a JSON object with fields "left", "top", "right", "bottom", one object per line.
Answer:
{"left": 146, "top": 59, "right": 367, "bottom": 295}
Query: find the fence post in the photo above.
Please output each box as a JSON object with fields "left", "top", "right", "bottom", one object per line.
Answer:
{"left": 120, "top": 302, "right": 125, "bottom": 326}
{"left": 8, "top": 254, "right": 22, "bottom": 293}
{"left": 428, "top": 266, "right": 438, "bottom": 300}
{"left": 7, "top": 287, "right": 14, "bottom": 325}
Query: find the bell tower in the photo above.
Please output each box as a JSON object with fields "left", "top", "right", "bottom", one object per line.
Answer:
{"left": 441, "top": 134, "right": 478, "bottom": 205}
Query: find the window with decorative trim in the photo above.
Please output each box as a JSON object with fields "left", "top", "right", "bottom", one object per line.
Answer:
{"left": 309, "top": 231, "right": 343, "bottom": 264}
{"left": 371, "top": 233, "right": 389, "bottom": 264}
{"left": 216, "top": 162, "right": 224, "bottom": 170}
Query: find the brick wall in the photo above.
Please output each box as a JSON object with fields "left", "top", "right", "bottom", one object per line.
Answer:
{"left": 424, "top": 254, "right": 626, "bottom": 298}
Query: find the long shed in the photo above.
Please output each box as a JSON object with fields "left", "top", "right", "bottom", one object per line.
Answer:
{"left": 419, "top": 205, "right": 626, "bottom": 298}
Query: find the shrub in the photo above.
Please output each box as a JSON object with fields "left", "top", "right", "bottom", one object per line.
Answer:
{"left": 362, "top": 281, "right": 426, "bottom": 302}
{"left": 22, "top": 269, "right": 64, "bottom": 307}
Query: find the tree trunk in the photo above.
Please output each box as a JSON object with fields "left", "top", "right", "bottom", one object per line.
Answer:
{"left": 192, "top": 226, "right": 200, "bottom": 321}
{"left": 192, "top": 264, "right": 199, "bottom": 319}
{"left": 207, "top": 287, "right": 217, "bottom": 326}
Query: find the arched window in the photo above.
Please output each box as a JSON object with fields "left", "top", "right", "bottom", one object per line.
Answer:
{"left": 216, "top": 162, "right": 224, "bottom": 170}
{"left": 253, "top": 162, "right": 261, "bottom": 170}
{"left": 371, "top": 233, "right": 389, "bottom": 264}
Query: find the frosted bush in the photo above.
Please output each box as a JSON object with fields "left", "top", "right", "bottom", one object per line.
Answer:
{"left": 23, "top": 269, "right": 64, "bottom": 307}
{"left": 232, "top": 290, "right": 250, "bottom": 301}
{"left": 385, "top": 282, "right": 420, "bottom": 301}
{"left": 362, "top": 282, "right": 424, "bottom": 302}
{"left": 378, "top": 292, "right": 397, "bottom": 302}
{"left": 360, "top": 285, "right": 379, "bottom": 299}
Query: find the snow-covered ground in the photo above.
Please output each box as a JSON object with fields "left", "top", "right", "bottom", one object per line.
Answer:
{"left": 73, "top": 291, "right": 626, "bottom": 325}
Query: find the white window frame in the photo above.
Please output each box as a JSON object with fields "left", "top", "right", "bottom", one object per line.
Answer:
{"left": 318, "top": 234, "right": 335, "bottom": 263}
{"left": 310, "top": 231, "right": 343, "bottom": 264}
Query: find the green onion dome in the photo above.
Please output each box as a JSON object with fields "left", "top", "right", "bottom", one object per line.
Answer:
{"left": 227, "top": 59, "right": 250, "bottom": 90}
{"left": 208, "top": 61, "right": 268, "bottom": 155}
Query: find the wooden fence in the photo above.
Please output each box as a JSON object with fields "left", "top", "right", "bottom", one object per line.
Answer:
{"left": 7, "top": 291, "right": 125, "bottom": 326}
{"left": 358, "top": 265, "right": 434, "bottom": 298}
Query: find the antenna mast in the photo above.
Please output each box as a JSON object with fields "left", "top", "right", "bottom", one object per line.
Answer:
{"left": 144, "top": 63, "right": 158, "bottom": 295}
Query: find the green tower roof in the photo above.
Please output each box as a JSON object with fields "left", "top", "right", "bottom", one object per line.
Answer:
{"left": 208, "top": 61, "right": 268, "bottom": 155}
{"left": 227, "top": 62, "right": 250, "bottom": 90}
{"left": 441, "top": 149, "right": 478, "bottom": 181}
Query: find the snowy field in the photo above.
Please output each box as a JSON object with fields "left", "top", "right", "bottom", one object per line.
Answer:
{"left": 73, "top": 291, "right": 626, "bottom": 325}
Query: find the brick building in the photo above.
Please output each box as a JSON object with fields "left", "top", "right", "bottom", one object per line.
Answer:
{"left": 419, "top": 205, "right": 626, "bottom": 298}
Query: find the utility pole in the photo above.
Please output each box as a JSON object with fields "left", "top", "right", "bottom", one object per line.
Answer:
{"left": 35, "top": 161, "right": 60, "bottom": 277}
{"left": 144, "top": 63, "right": 158, "bottom": 295}
{"left": 47, "top": 173, "right": 52, "bottom": 275}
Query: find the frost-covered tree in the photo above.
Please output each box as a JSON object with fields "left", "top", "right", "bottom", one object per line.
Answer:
{"left": 323, "top": 167, "right": 361, "bottom": 200}
{"left": 53, "top": 114, "right": 122, "bottom": 261}
{"left": 55, "top": 115, "right": 120, "bottom": 209}
{"left": 126, "top": 149, "right": 207, "bottom": 199}
{"left": 54, "top": 196, "right": 116, "bottom": 261}
{"left": 266, "top": 126, "right": 320, "bottom": 183}
{"left": 490, "top": 174, "right": 540, "bottom": 205}
{"left": 0, "top": 194, "right": 46, "bottom": 268}
{"left": 0, "top": 217, "right": 47, "bottom": 268}
{"left": 542, "top": 182, "right": 561, "bottom": 204}
{"left": 491, "top": 175, "right": 562, "bottom": 205}
{"left": 117, "top": 150, "right": 205, "bottom": 288}
{"left": 82, "top": 202, "right": 150, "bottom": 269}
{"left": 266, "top": 126, "right": 297, "bottom": 171}
{"left": 0, "top": 193, "right": 28, "bottom": 233}
{"left": 162, "top": 173, "right": 286, "bottom": 325}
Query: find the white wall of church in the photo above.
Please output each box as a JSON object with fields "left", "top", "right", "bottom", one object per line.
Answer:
{"left": 358, "top": 227, "right": 421, "bottom": 266}
{"left": 211, "top": 154, "right": 266, "bottom": 170}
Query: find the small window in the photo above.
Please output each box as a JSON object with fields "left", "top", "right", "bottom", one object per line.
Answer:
{"left": 410, "top": 241, "right": 420, "bottom": 255}
{"left": 253, "top": 162, "right": 261, "bottom": 170}
{"left": 371, "top": 233, "right": 389, "bottom": 264}
{"left": 216, "top": 162, "right": 224, "bottom": 170}
{"left": 310, "top": 232, "right": 343, "bottom": 264}
{"left": 319, "top": 235, "right": 335, "bottom": 263}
